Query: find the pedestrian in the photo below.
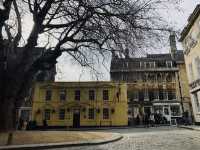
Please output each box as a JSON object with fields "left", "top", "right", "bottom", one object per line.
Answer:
{"left": 43, "top": 119, "right": 48, "bottom": 130}
{"left": 136, "top": 115, "right": 140, "bottom": 126}
{"left": 18, "top": 117, "right": 24, "bottom": 130}
{"left": 149, "top": 113, "right": 155, "bottom": 127}
{"left": 144, "top": 114, "right": 149, "bottom": 128}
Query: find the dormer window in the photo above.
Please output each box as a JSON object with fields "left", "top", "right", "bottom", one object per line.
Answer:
{"left": 140, "top": 62, "right": 145, "bottom": 68}
{"left": 166, "top": 61, "right": 172, "bottom": 68}
{"left": 149, "top": 62, "right": 155, "bottom": 68}
{"left": 145, "top": 62, "right": 150, "bottom": 68}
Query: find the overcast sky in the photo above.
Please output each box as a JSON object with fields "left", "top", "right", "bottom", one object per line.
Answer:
{"left": 55, "top": 0, "right": 200, "bottom": 82}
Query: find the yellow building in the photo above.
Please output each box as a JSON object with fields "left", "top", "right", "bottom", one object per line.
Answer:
{"left": 180, "top": 4, "right": 200, "bottom": 124}
{"left": 31, "top": 81, "right": 128, "bottom": 127}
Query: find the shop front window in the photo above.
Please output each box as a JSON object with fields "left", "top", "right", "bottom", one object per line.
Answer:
{"left": 154, "top": 106, "right": 163, "bottom": 114}
{"left": 170, "top": 105, "right": 181, "bottom": 116}
{"left": 193, "top": 93, "right": 200, "bottom": 112}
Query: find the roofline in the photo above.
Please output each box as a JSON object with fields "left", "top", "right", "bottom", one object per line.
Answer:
{"left": 35, "top": 81, "right": 126, "bottom": 84}
{"left": 179, "top": 4, "right": 200, "bottom": 42}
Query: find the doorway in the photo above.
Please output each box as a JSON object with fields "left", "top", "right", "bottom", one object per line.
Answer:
{"left": 163, "top": 106, "right": 171, "bottom": 123}
{"left": 73, "top": 110, "right": 80, "bottom": 128}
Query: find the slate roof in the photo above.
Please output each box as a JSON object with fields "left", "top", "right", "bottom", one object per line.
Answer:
{"left": 179, "top": 4, "right": 200, "bottom": 41}
{"left": 110, "top": 50, "right": 184, "bottom": 71}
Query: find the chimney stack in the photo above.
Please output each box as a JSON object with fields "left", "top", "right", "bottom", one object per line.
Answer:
{"left": 169, "top": 31, "right": 177, "bottom": 59}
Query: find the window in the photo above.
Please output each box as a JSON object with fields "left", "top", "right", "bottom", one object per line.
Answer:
{"left": 166, "top": 61, "right": 172, "bottom": 68}
{"left": 60, "top": 89, "right": 66, "bottom": 101}
{"left": 166, "top": 74, "right": 172, "bottom": 82}
{"left": 191, "top": 30, "right": 198, "bottom": 41}
{"left": 140, "top": 62, "right": 145, "bottom": 68}
{"left": 44, "top": 109, "right": 51, "bottom": 120}
{"left": 149, "top": 62, "right": 155, "bottom": 68}
{"left": 148, "top": 90, "right": 154, "bottom": 101}
{"left": 164, "top": 107, "right": 169, "bottom": 115}
{"left": 188, "top": 63, "right": 194, "bottom": 82}
{"left": 142, "top": 74, "right": 147, "bottom": 82}
{"left": 88, "top": 108, "right": 95, "bottom": 119}
{"left": 139, "top": 91, "right": 144, "bottom": 101}
{"left": 89, "top": 90, "right": 95, "bottom": 100}
{"left": 131, "top": 72, "right": 138, "bottom": 82}
{"left": 163, "top": 90, "right": 167, "bottom": 100}
{"left": 103, "top": 90, "right": 109, "bottom": 101}
{"left": 144, "top": 88, "right": 149, "bottom": 101}
{"left": 148, "top": 74, "right": 155, "bottom": 82}
{"left": 154, "top": 90, "right": 159, "bottom": 100}
{"left": 157, "top": 61, "right": 166, "bottom": 68}
{"left": 146, "top": 62, "right": 150, "bottom": 68}
{"left": 128, "top": 91, "right": 138, "bottom": 101}
{"left": 103, "top": 108, "right": 109, "bottom": 119}
{"left": 168, "top": 90, "right": 176, "bottom": 100}
{"left": 133, "top": 91, "right": 138, "bottom": 101}
{"left": 195, "top": 57, "right": 200, "bottom": 78}
{"left": 59, "top": 109, "right": 65, "bottom": 120}
{"left": 130, "top": 62, "right": 140, "bottom": 68}
{"left": 157, "top": 74, "right": 162, "bottom": 82}
{"left": 193, "top": 93, "right": 200, "bottom": 112}
{"left": 45, "top": 90, "right": 52, "bottom": 101}
{"left": 159, "top": 89, "right": 164, "bottom": 100}
{"left": 170, "top": 105, "right": 181, "bottom": 116}
{"left": 75, "top": 90, "right": 80, "bottom": 101}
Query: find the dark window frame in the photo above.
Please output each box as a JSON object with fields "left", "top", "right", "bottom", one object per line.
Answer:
{"left": 59, "top": 109, "right": 65, "bottom": 120}
{"left": 60, "top": 89, "right": 66, "bottom": 101}
{"left": 75, "top": 90, "right": 80, "bottom": 101}
{"left": 45, "top": 90, "right": 52, "bottom": 101}
{"left": 44, "top": 109, "right": 51, "bottom": 120}
{"left": 88, "top": 108, "right": 95, "bottom": 119}
{"left": 103, "top": 90, "right": 109, "bottom": 101}
{"left": 168, "top": 90, "right": 176, "bottom": 100}
{"left": 89, "top": 90, "right": 95, "bottom": 101}
{"left": 103, "top": 108, "right": 109, "bottom": 119}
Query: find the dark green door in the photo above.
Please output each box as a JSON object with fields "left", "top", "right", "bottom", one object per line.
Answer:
{"left": 73, "top": 113, "right": 80, "bottom": 128}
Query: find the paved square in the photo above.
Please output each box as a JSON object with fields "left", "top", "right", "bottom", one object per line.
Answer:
{"left": 47, "top": 127, "right": 200, "bottom": 150}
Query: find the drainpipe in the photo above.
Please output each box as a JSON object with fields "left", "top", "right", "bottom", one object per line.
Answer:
{"left": 174, "top": 61, "right": 185, "bottom": 114}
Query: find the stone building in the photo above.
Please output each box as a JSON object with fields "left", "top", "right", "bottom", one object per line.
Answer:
{"left": 180, "top": 4, "right": 200, "bottom": 124}
{"left": 31, "top": 81, "right": 127, "bottom": 128}
{"left": 110, "top": 34, "right": 192, "bottom": 125}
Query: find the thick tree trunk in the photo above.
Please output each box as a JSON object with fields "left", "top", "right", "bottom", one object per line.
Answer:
{"left": 0, "top": 100, "right": 15, "bottom": 131}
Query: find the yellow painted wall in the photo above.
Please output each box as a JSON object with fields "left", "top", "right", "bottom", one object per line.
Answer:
{"left": 32, "top": 82, "right": 128, "bottom": 127}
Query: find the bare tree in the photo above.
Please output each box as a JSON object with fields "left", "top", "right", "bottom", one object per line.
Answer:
{"left": 0, "top": 0, "right": 180, "bottom": 130}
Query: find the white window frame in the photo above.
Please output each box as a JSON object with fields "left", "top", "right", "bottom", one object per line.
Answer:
{"left": 166, "top": 61, "right": 172, "bottom": 68}
{"left": 59, "top": 89, "right": 66, "bottom": 102}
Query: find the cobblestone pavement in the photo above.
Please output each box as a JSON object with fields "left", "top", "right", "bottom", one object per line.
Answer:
{"left": 46, "top": 127, "right": 200, "bottom": 150}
